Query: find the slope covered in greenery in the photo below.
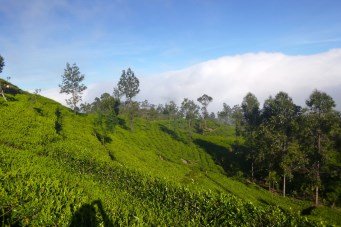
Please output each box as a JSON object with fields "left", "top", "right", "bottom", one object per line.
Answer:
{"left": 0, "top": 84, "right": 340, "bottom": 226}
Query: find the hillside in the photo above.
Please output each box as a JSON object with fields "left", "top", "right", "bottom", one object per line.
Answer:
{"left": 0, "top": 81, "right": 340, "bottom": 226}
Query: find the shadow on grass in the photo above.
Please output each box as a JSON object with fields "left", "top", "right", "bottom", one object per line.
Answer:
{"left": 258, "top": 198, "right": 274, "bottom": 206}
{"left": 194, "top": 138, "right": 244, "bottom": 175}
{"left": 159, "top": 124, "right": 189, "bottom": 144}
{"left": 118, "top": 118, "right": 129, "bottom": 130}
{"left": 55, "top": 108, "right": 63, "bottom": 134}
{"left": 301, "top": 206, "right": 316, "bottom": 215}
{"left": 94, "top": 130, "right": 113, "bottom": 144}
{"left": 34, "top": 107, "right": 44, "bottom": 116}
{"left": 70, "top": 200, "right": 114, "bottom": 227}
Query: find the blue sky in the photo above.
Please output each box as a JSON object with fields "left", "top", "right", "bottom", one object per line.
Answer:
{"left": 0, "top": 0, "right": 341, "bottom": 109}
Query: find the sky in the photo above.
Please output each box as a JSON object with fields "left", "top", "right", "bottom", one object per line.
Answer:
{"left": 1, "top": 0, "right": 341, "bottom": 112}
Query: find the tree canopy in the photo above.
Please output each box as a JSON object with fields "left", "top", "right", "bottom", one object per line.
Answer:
{"left": 0, "top": 55, "right": 4, "bottom": 74}
{"left": 59, "top": 63, "right": 87, "bottom": 112}
{"left": 117, "top": 68, "right": 140, "bottom": 102}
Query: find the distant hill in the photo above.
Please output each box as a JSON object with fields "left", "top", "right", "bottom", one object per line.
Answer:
{"left": 0, "top": 81, "right": 340, "bottom": 226}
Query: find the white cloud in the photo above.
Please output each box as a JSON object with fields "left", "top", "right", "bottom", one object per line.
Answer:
{"left": 42, "top": 49, "right": 341, "bottom": 112}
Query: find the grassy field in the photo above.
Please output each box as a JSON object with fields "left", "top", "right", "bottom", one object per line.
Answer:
{"left": 0, "top": 83, "right": 340, "bottom": 226}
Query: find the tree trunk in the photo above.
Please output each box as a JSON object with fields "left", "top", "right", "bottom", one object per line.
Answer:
{"left": 315, "top": 162, "right": 320, "bottom": 206}
{"left": 315, "top": 185, "right": 319, "bottom": 206}
{"left": 0, "top": 83, "right": 6, "bottom": 101}
{"left": 129, "top": 100, "right": 134, "bottom": 131}
{"left": 268, "top": 171, "right": 271, "bottom": 191}
{"left": 283, "top": 174, "right": 286, "bottom": 197}
{"left": 0, "top": 90, "right": 6, "bottom": 101}
{"left": 130, "top": 111, "right": 133, "bottom": 131}
{"left": 72, "top": 90, "right": 77, "bottom": 113}
{"left": 251, "top": 161, "right": 254, "bottom": 182}
{"left": 315, "top": 133, "right": 321, "bottom": 206}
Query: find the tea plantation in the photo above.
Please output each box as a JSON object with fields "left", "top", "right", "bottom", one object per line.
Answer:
{"left": 0, "top": 84, "right": 340, "bottom": 226}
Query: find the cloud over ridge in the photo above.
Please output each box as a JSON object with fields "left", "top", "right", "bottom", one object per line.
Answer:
{"left": 140, "top": 49, "right": 341, "bottom": 111}
{"left": 43, "top": 49, "right": 341, "bottom": 112}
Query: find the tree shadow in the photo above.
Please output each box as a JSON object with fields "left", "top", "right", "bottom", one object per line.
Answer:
{"left": 258, "top": 198, "right": 275, "bottom": 206}
{"left": 34, "top": 107, "right": 44, "bottom": 116}
{"left": 0, "top": 205, "right": 20, "bottom": 226}
{"left": 94, "top": 131, "right": 112, "bottom": 144}
{"left": 301, "top": 206, "right": 316, "bottom": 215}
{"left": 70, "top": 200, "right": 114, "bottom": 227}
{"left": 118, "top": 117, "right": 129, "bottom": 130}
{"left": 159, "top": 124, "right": 189, "bottom": 144}
{"left": 194, "top": 138, "right": 243, "bottom": 175}
{"left": 55, "top": 108, "right": 63, "bottom": 134}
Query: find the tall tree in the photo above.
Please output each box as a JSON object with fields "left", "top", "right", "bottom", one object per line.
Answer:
{"left": 59, "top": 63, "right": 87, "bottom": 112}
{"left": 164, "top": 101, "right": 179, "bottom": 128}
{"left": 197, "top": 94, "right": 213, "bottom": 129}
{"left": 241, "top": 92, "right": 260, "bottom": 181}
{"left": 117, "top": 68, "right": 140, "bottom": 130}
{"left": 262, "top": 92, "right": 302, "bottom": 197}
{"left": 93, "top": 93, "right": 119, "bottom": 144}
{"left": 231, "top": 105, "right": 244, "bottom": 136}
{"left": 180, "top": 98, "right": 200, "bottom": 130}
{"left": 305, "top": 90, "right": 336, "bottom": 206}
{"left": 0, "top": 55, "right": 4, "bottom": 74}
{"left": 218, "top": 103, "right": 232, "bottom": 124}
{"left": 0, "top": 55, "right": 6, "bottom": 101}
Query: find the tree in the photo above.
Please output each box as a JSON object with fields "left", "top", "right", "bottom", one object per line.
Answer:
{"left": 218, "top": 103, "right": 232, "bottom": 124}
{"left": 113, "top": 86, "right": 122, "bottom": 100}
{"left": 30, "top": 88, "right": 41, "bottom": 103}
{"left": 0, "top": 55, "right": 4, "bottom": 74}
{"left": 231, "top": 105, "right": 244, "bottom": 136}
{"left": 305, "top": 90, "right": 337, "bottom": 206}
{"left": 59, "top": 63, "right": 87, "bottom": 112}
{"left": 164, "top": 101, "right": 178, "bottom": 128}
{"left": 0, "top": 55, "right": 6, "bottom": 101}
{"left": 262, "top": 92, "right": 302, "bottom": 197}
{"left": 93, "top": 93, "right": 119, "bottom": 145}
{"left": 117, "top": 68, "right": 140, "bottom": 130}
{"left": 197, "top": 94, "right": 213, "bottom": 129}
{"left": 140, "top": 100, "right": 158, "bottom": 120}
{"left": 180, "top": 98, "right": 200, "bottom": 130}
{"left": 255, "top": 123, "right": 278, "bottom": 191}
{"left": 241, "top": 92, "right": 260, "bottom": 181}
{"left": 209, "top": 112, "right": 216, "bottom": 119}
{"left": 94, "top": 93, "right": 120, "bottom": 116}
{"left": 80, "top": 102, "right": 92, "bottom": 113}
{"left": 280, "top": 140, "right": 307, "bottom": 196}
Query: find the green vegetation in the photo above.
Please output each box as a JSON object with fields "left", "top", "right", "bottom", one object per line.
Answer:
{"left": 0, "top": 80, "right": 340, "bottom": 225}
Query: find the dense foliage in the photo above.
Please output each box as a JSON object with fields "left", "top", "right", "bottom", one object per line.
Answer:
{"left": 232, "top": 91, "right": 341, "bottom": 208}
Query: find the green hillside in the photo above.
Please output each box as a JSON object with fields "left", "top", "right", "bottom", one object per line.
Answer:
{"left": 0, "top": 82, "right": 340, "bottom": 226}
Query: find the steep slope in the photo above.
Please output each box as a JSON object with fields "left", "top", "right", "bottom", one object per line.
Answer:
{"left": 0, "top": 85, "right": 339, "bottom": 225}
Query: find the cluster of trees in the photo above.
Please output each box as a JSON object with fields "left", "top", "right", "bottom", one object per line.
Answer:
{"left": 59, "top": 64, "right": 141, "bottom": 140}
{"left": 58, "top": 62, "right": 217, "bottom": 133}
{"left": 233, "top": 91, "right": 340, "bottom": 207}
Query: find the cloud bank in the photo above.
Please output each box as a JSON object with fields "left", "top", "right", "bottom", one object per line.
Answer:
{"left": 42, "top": 49, "right": 341, "bottom": 112}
